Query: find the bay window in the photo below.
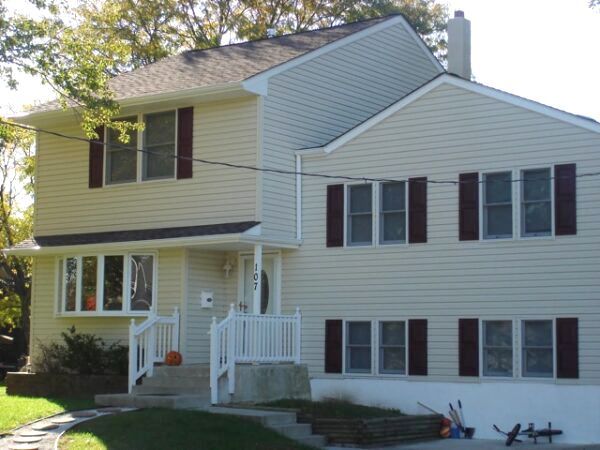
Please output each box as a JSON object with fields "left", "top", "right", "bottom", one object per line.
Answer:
{"left": 57, "top": 253, "right": 155, "bottom": 315}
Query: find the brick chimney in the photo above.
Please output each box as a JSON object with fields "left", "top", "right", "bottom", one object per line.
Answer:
{"left": 447, "top": 10, "right": 471, "bottom": 79}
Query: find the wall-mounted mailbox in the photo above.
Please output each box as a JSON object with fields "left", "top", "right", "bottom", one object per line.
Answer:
{"left": 201, "top": 291, "right": 214, "bottom": 308}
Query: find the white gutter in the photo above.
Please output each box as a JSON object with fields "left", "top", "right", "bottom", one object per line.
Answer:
{"left": 4, "top": 233, "right": 301, "bottom": 256}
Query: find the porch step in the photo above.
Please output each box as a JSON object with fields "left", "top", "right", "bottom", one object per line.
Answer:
{"left": 132, "top": 384, "right": 210, "bottom": 396}
{"left": 270, "top": 423, "right": 313, "bottom": 439}
{"left": 141, "top": 374, "right": 209, "bottom": 389}
{"left": 152, "top": 364, "right": 210, "bottom": 378}
{"left": 95, "top": 393, "right": 210, "bottom": 410}
{"left": 297, "top": 434, "right": 327, "bottom": 448}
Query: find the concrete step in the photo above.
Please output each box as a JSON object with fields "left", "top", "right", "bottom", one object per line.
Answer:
{"left": 152, "top": 365, "right": 210, "bottom": 378}
{"left": 132, "top": 384, "right": 210, "bottom": 396}
{"left": 297, "top": 434, "right": 327, "bottom": 448}
{"left": 270, "top": 423, "right": 313, "bottom": 439}
{"left": 142, "top": 375, "right": 209, "bottom": 389}
{"left": 208, "top": 406, "right": 297, "bottom": 427}
{"left": 95, "top": 393, "right": 210, "bottom": 410}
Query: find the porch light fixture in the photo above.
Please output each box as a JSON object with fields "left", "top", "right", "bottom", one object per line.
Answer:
{"left": 223, "top": 259, "right": 233, "bottom": 278}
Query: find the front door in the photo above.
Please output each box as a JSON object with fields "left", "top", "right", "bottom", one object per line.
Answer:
{"left": 242, "top": 256, "right": 277, "bottom": 314}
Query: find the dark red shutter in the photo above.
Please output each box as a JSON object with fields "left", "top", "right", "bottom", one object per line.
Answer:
{"left": 326, "top": 185, "right": 344, "bottom": 247}
{"left": 459, "top": 173, "right": 479, "bottom": 240}
{"left": 459, "top": 319, "right": 479, "bottom": 376}
{"left": 554, "top": 164, "right": 576, "bottom": 235}
{"left": 89, "top": 125, "right": 105, "bottom": 188}
{"left": 177, "top": 107, "right": 194, "bottom": 179}
{"left": 408, "top": 319, "right": 428, "bottom": 375}
{"left": 556, "top": 318, "right": 578, "bottom": 379}
{"left": 408, "top": 178, "right": 427, "bottom": 243}
{"left": 325, "top": 320, "right": 343, "bottom": 373}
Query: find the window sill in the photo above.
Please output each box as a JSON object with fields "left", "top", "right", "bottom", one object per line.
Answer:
{"left": 55, "top": 311, "right": 153, "bottom": 318}
{"left": 102, "top": 177, "right": 178, "bottom": 189}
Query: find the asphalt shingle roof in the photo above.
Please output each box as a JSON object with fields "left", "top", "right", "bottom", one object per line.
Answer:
{"left": 30, "top": 16, "right": 394, "bottom": 113}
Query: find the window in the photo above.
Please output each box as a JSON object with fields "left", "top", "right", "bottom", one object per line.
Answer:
{"left": 346, "top": 321, "right": 372, "bottom": 373}
{"left": 143, "top": 111, "right": 176, "bottom": 180}
{"left": 521, "top": 168, "right": 552, "bottom": 237}
{"left": 379, "top": 321, "right": 406, "bottom": 374}
{"left": 347, "top": 184, "right": 373, "bottom": 246}
{"left": 380, "top": 182, "right": 406, "bottom": 244}
{"left": 522, "top": 320, "right": 554, "bottom": 378}
{"left": 57, "top": 254, "right": 155, "bottom": 315}
{"left": 482, "top": 320, "right": 513, "bottom": 377}
{"left": 483, "top": 172, "right": 513, "bottom": 239}
{"left": 106, "top": 117, "right": 138, "bottom": 185}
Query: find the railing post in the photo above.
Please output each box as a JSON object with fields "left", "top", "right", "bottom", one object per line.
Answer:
{"left": 172, "top": 307, "right": 180, "bottom": 352}
{"left": 227, "top": 305, "right": 236, "bottom": 395}
{"left": 294, "top": 307, "right": 302, "bottom": 364}
{"left": 210, "top": 316, "right": 218, "bottom": 404}
{"left": 128, "top": 319, "right": 136, "bottom": 394}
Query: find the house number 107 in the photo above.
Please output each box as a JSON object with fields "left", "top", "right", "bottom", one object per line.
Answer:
{"left": 253, "top": 263, "right": 259, "bottom": 291}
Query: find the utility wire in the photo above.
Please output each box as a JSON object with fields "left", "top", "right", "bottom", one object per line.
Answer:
{"left": 1, "top": 119, "right": 596, "bottom": 185}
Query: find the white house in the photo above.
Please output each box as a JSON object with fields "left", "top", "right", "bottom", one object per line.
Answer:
{"left": 6, "top": 11, "right": 600, "bottom": 443}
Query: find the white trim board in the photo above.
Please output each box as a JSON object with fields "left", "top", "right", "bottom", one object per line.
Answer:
{"left": 242, "top": 15, "right": 444, "bottom": 93}
{"left": 298, "top": 74, "right": 600, "bottom": 157}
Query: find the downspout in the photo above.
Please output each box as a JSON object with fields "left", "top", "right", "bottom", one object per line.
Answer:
{"left": 295, "top": 154, "right": 302, "bottom": 241}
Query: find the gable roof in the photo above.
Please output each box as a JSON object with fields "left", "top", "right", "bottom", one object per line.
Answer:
{"left": 29, "top": 14, "right": 438, "bottom": 115}
{"left": 299, "top": 73, "right": 600, "bottom": 155}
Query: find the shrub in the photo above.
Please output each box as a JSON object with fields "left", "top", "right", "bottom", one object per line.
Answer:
{"left": 38, "top": 327, "right": 128, "bottom": 375}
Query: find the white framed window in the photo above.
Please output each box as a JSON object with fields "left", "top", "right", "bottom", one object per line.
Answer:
{"left": 521, "top": 320, "right": 554, "bottom": 378}
{"left": 345, "top": 321, "right": 372, "bottom": 373}
{"left": 378, "top": 321, "right": 407, "bottom": 375}
{"left": 380, "top": 182, "right": 407, "bottom": 244}
{"left": 521, "top": 168, "right": 552, "bottom": 237}
{"left": 56, "top": 253, "right": 156, "bottom": 316}
{"left": 482, "top": 320, "right": 513, "bottom": 377}
{"left": 346, "top": 184, "right": 373, "bottom": 246}
{"left": 105, "top": 110, "right": 177, "bottom": 186}
{"left": 482, "top": 171, "right": 513, "bottom": 239}
{"left": 142, "top": 110, "right": 177, "bottom": 181}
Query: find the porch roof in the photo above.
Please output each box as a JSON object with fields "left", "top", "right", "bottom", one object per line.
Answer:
{"left": 4, "top": 221, "right": 301, "bottom": 255}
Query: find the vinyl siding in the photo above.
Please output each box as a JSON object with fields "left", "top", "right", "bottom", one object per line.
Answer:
{"left": 261, "top": 22, "right": 442, "bottom": 239}
{"left": 29, "top": 248, "right": 185, "bottom": 369}
{"left": 34, "top": 97, "right": 259, "bottom": 236}
{"left": 184, "top": 249, "right": 239, "bottom": 364}
{"left": 285, "top": 83, "right": 600, "bottom": 383}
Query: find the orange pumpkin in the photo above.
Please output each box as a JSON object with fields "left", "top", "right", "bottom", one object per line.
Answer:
{"left": 165, "top": 351, "right": 182, "bottom": 366}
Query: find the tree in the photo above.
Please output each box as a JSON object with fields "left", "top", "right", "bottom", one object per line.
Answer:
{"left": 591, "top": 0, "right": 599, "bottom": 9}
{"left": 0, "top": 121, "right": 34, "bottom": 344}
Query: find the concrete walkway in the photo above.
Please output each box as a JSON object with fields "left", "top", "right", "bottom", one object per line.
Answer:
{"left": 328, "top": 439, "right": 600, "bottom": 450}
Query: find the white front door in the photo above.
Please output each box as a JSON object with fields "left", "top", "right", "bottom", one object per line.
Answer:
{"left": 241, "top": 256, "right": 278, "bottom": 314}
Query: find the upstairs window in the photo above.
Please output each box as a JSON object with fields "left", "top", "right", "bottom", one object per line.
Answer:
{"left": 380, "top": 182, "right": 406, "bottom": 244}
{"left": 143, "top": 111, "right": 176, "bottom": 180}
{"left": 57, "top": 254, "right": 155, "bottom": 315}
{"left": 483, "top": 172, "right": 513, "bottom": 239}
{"left": 347, "top": 184, "right": 373, "bottom": 246}
{"left": 521, "top": 168, "right": 552, "bottom": 237}
{"left": 106, "top": 117, "right": 138, "bottom": 185}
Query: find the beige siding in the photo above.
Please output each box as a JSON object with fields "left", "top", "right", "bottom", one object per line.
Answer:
{"left": 261, "top": 22, "right": 442, "bottom": 239}
{"left": 30, "top": 248, "right": 185, "bottom": 368}
{"left": 184, "top": 249, "right": 239, "bottom": 364}
{"left": 34, "top": 97, "right": 259, "bottom": 236}
{"left": 285, "top": 83, "right": 600, "bottom": 383}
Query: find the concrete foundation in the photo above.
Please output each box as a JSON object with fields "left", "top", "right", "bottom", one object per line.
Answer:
{"left": 220, "top": 363, "right": 311, "bottom": 404}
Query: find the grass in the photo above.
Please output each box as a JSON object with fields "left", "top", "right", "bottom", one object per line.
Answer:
{"left": 259, "top": 398, "right": 403, "bottom": 419}
{"left": 0, "top": 381, "right": 95, "bottom": 433}
{"left": 60, "top": 408, "right": 316, "bottom": 450}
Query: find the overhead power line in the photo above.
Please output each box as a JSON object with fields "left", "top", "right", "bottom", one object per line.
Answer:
{"left": 1, "top": 119, "right": 597, "bottom": 186}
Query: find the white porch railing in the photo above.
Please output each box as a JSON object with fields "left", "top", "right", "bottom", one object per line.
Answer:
{"left": 209, "top": 305, "right": 301, "bottom": 404}
{"left": 128, "top": 307, "right": 180, "bottom": 393}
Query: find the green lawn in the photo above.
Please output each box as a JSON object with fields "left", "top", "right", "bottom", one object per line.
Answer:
{"left": 60, "top": 409, "right": 315, "bottom": 450}
{"left": 0, "top": 381, "right": 95, "bottom": 433}
{"left": 260, "top": 398, "right": 403, "bottom": 419}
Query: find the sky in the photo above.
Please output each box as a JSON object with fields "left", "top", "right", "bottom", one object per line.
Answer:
{"left": 1, "top": 0, "right": 599, "bottom": 121}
